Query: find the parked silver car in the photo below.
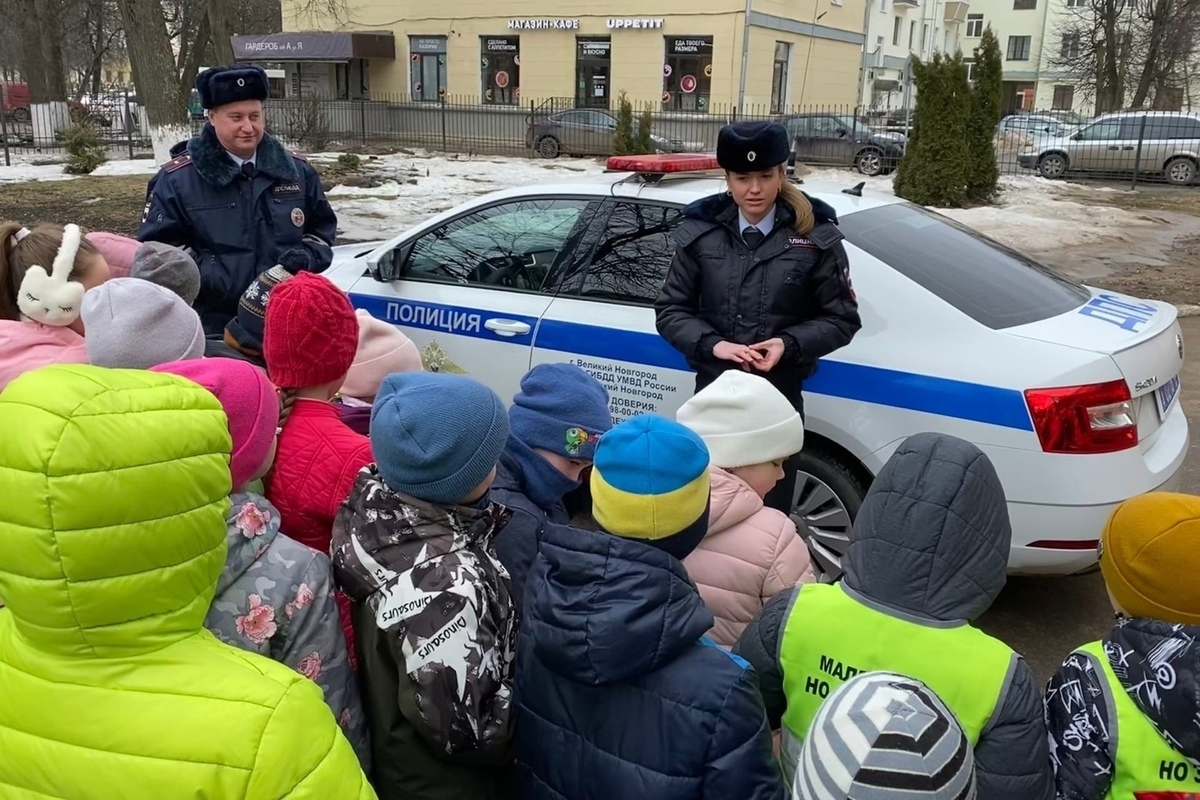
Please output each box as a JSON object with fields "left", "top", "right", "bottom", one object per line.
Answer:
{"left": 1018, "top": 111, "right": 1200, "bottom": 185}
{"left": 526, "top": 109, "right": 704, "bottom": 158}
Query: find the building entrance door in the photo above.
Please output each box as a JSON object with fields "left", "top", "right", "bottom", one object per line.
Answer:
{"left": 576, "top": 38, "right": 611, "bottom": 109}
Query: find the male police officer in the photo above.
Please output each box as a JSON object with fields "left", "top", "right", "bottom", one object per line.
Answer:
{"left": 138, "top": 65, "right": 338, "bottom": 334}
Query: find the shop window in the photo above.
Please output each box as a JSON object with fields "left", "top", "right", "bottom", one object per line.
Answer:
{"left": 663, "top": 37, "right": 713, "bottom": 113}
{"left": 410, "top": 36, "right": 447, "bottom": 102}
{"left": 481, "top": 36, "right": 520, "bottom": 106}
{"left": 335, "top": 63, "right": 350, "bottom": 100}
{"left": 576, "top": 38, "right": 611, "bottom": 109}
{"left": 966, "top": 14, "right": 984, "bottom": 36}
{"left": 770, "top": 42, "right": 791, "bottom": 114}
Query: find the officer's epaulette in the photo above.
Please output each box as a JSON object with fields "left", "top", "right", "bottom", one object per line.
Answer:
{"left": 164, "top": 153, "right": 193, "bottom": 173}
{"left": 291, "top": 151, "right": 309, "bottom": 162}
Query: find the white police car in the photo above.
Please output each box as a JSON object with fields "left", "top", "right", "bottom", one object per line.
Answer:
{"left": 323, "top": 153, "right": 1189, "bottom": 578}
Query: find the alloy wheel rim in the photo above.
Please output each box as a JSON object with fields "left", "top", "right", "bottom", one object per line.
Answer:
{"left": 790, "top": 470, "right": 853, "bottom": 582}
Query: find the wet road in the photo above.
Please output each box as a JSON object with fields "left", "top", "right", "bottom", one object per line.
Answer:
{"left": 976, "top": 315, "right": 1200, "bottom": 683}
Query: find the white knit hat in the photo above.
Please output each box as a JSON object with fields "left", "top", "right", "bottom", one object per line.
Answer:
{"left": 675, "top": 370, "right": 804, "bottom": 469}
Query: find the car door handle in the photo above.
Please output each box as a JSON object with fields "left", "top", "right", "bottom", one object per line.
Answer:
{"left": 1122, "top": 145, "right": 1135, "bottom": 150}
{"left": 1107, "top": 145, "right": 1121, "bottom": 149}
{"left": 484, "top": 318, "right": 531, "bottom": 337}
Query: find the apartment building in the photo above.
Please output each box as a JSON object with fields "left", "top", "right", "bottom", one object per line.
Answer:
{"left": 859, "top": 0, "right": 970, "bottom": 110}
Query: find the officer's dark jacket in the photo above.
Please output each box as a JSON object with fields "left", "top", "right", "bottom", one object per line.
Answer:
{"left": 138, "top": 124, "right": 338, "bottom": 334}
{"left": 654, "top": 191, "right": 861, "bottom": 401}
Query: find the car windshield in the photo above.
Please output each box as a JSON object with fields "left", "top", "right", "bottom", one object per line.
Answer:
{"left": 838, "top": 203, "right": 1091, "bottom": 329}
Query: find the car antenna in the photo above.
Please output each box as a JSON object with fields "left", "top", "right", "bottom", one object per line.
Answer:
{"left": 842, "top": 181, "right": 865, "bottom": 197}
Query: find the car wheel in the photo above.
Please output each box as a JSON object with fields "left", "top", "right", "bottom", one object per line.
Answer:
{"left": 536, "top": 136, "right": 561, "bottom": 159}
{"left": 1165, "top": 156, "right": 1197, "bottom": 186}
{"left": 12, "top": 107, "right": 29, "bottom": 123}
{"left": 855, "top": 148, "right": 884, "bottom": 177}
{"left": 1038, "top": 153, "right": 1068, "bottom": 179}
{"left": 789, "top": 445, "right": 869, "bottom": 583}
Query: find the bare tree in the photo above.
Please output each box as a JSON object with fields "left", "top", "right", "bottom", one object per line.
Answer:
{"left": 16, "top": 0, "right": 71, "bottom": 140}
{"left": 1050, "top": 0, "right": 1200, "bottom": 111}
{"left": 116, "top": 0, "right": 190, "bottom": 162}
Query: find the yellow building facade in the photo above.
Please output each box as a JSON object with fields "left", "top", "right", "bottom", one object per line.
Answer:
{"left": 275, "top": 0, "right": 868, "bottom": 112}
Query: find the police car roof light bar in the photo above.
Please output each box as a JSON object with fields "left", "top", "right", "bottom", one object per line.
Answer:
{"left": 605, "top": 153, "right": 722, "bottom": 182}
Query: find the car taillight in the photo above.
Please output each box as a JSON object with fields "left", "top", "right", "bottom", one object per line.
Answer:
{"left": 1024, "top": 379, "right": 1137, "bottom": 454}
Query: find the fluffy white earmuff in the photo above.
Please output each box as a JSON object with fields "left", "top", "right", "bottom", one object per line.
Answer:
{"left": 17, "top": 223, "right": 86, "bottom": 327}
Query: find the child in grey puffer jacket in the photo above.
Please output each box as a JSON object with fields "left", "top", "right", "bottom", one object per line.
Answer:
{"left": 151, "top": 357, "right": 370, "bottom": 770}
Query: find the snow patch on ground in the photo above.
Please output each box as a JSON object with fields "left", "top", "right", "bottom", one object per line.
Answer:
{"left": 0, "top": 158, "right": 159, "bottom": 183}
{"left": 90, "top": 159, "right": 159, "bottom": 177}
{"left": 797, "top": 168, "right": 1156, "bottom": 254}
{"left": 315, "top": 150, "right": 606, "bottom": 240}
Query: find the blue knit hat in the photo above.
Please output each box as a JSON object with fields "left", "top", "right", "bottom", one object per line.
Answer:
{"left": 510, "top": 363, "right": 613, "bottom": 462}
{"left": 370, "top": 372, "right": 509, "bottom": 504}
{"left": 590, "top": 414, "right": 711, "bottom": 561}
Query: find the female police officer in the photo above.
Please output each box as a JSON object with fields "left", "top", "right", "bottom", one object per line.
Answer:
{"left": 655, "top": 120, "right": 861, "bottom": 513}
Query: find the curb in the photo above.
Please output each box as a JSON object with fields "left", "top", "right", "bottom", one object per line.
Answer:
{"left": 1179, "top": 305, "right": 1200, "bottom": 317}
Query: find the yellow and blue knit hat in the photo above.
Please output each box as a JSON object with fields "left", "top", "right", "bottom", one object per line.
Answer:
{"left": 590, "top": 414, "right": 712, "bottom": 560}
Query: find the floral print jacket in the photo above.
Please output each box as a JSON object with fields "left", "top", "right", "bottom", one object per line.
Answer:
{"left": 206, "top": 492, "right": 371, "bottom": 769}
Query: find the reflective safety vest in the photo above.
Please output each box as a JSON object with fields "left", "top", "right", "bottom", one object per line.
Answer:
{"left": 777, "top": 582, "right": 1014, "bottom": 785}
{"left": 1077, "top": 640, "right": 1200, "bottom": 800}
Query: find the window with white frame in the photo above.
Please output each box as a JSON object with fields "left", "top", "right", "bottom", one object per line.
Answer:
{"left": 966, "top": 14, "right": 985, "bottom": 37}
{"left": 1007, "top": 35, "right": 1032, "bottom": 60}
{"left": 893, "top": 15, "right": 902, "bottom": 44}
{"left": 1060, "top": 31, "right": 1081, "bottom": 58}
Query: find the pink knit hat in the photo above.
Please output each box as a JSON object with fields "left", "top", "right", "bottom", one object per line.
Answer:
{"left": 151, "top": 358, "right": 279, "bottom": 490}
{"left": 340, "top": 309, "right": 424, "bottom": 399}
{"left": 85, "top": 232, "right": 139, "bottom": 279}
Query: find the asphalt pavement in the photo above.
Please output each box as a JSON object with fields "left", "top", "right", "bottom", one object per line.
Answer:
{"left": 975, "top": 315, "right": 1200, "bottom": 684}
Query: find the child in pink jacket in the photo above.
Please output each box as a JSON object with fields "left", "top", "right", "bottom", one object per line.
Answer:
{"left": 0, "top": 222, "right": 110, "bottom": 390}
{"left": 676, "top": 370, "right": 816, "bottom": 647}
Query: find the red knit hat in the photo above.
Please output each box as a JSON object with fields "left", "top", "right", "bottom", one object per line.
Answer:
{"left": 263, "top": 272, "right": 359, "bottom": 389}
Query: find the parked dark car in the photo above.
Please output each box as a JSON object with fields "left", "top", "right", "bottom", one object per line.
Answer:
{"left": 780, "top": 113, "right": 907, "bottom": 176}
{"left": 526, "top": 109, "right": 704, "bottom": 158}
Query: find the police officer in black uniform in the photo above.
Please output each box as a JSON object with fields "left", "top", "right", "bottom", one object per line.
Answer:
{"left": 138, "top": 65, "right": 338, "bottom": 334}
{"left": 655, "top": 121, "right": 861, "bottom": 513}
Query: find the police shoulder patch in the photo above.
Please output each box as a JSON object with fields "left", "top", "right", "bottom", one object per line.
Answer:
{"left": 164, "top": 153, "right": 193, "bottom": 173}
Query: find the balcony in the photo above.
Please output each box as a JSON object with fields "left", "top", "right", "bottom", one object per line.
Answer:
{"left": 893, "top": 0, "right": 921, "bottom": 8}
{"left": 944, "top": 0, "right": 970, "bottom": 22}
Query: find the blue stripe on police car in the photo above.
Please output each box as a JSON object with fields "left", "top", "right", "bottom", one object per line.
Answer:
{"left": 349, "top": 293, "right": 1034, "bottom": 433}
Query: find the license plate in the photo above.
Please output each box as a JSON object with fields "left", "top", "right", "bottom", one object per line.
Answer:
{"left": 1156, "top": 374, "right": 1181, "bottom": 418}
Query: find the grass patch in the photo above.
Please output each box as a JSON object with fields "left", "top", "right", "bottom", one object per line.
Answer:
{"left": 0, "top": 175, "right": 148, "bottom": 235}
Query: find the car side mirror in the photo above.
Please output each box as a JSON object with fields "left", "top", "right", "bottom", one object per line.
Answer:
{"left": 1071, "top": 132, "right": 1082, "bottom": 141}
{"left": 837, "top": 129, "right": 848, "bottom": 138}
{"left": 375, "top": 245, "right": 410, "bottom": 282}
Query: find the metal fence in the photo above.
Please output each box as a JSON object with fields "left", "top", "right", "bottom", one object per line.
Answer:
{"left": 3, "top": 91, "right": 1197, "bottom": 189}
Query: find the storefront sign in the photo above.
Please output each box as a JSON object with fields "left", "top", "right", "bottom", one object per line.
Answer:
{"left": 410, "top": 36, "right": 446, "bottom": 53}
{"left": 578, "top": 39, "right": 611, "bottom": 58}
{"left": 607, "top": 18, "right": 664, "bottom": 29}
{"left": 484, "top": 37, "right": 520, "bottom": 53}
{"left": 508, "top": 18, "right": 579, "bottom": 29}
{"left": 667, "top": 37, "right": 714, "bottom": 55}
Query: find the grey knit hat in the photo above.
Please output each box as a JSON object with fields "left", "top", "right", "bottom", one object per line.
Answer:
{"left": 82, "top": 278, "right": 206, "bottom": 369}
{"left": 131, "top": 242, "right": 201, "bottom": 305}
{"left": 794, "top": 672, "right": 976, "bottom": 800}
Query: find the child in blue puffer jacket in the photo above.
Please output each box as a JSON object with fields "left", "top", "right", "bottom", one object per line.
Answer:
{"left": 489, "top": 363, "right": 613, "bottom": 613}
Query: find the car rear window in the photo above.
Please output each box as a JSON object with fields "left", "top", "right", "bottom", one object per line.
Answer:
{"left": 838, "top": 203, "right": 1091, "bottom": 329}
